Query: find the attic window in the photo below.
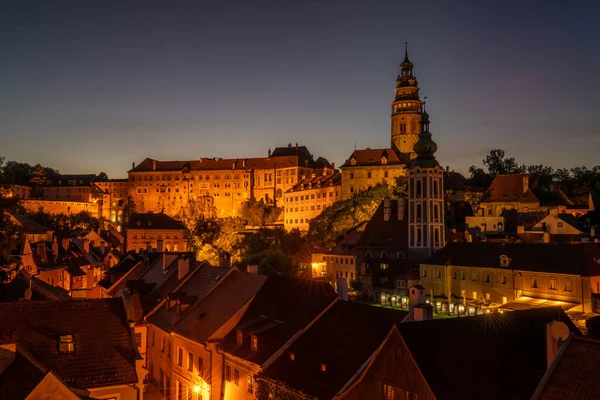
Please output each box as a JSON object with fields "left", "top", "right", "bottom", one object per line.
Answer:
{"left": 351, "top": 158, "right": 356, "bottom": 166}
{"left": 58, "top": 334, "right": 75, "bottom": 354}
{"left": 318, "top": 363, "right": 327, "bottom": 373}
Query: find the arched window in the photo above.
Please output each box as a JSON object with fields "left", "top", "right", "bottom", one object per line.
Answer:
{"left": 365, "top": 252, "right": 372, "bottom": 259}
{"left": 417, "top": 228, "right": 422, "bottom": 245}
{"left": 381, "top": 252, "right": 387, "bottom": 259}
{"left": 397, "top": 252, "right": 405, "bottom": 260}
{"left": 416, "top": 204, "right": 422, "bottom": 222}
{"left": 416, "top": 180, "right": 422, "bottom": 198}
{"left": 434, "top": 204, "right": 439, "bottom": 222}
{"left": 434, "top": 228, "right": 440, "bottom": 246}
{"left": 433, "top": 180, "right": 439, "bottom": 197}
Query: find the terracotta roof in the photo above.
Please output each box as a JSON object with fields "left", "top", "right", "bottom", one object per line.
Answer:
{"left": 0, "top": 298, "right": 139, "bottom": 388}
{"left": 397, "top": 307, "right": 580, "bottom": 400}
{"left": 221, "top": 275, "right": 337, "bottom": 366}
{"left": 286, "top": 171, "right": 341, "bottom": 193}
{"left": 129, "top": 151, "right": 322, "bottom": 173}
{"left": 356, "top": 199, "right": 409, "bottom": 250}
{"left": 147, "top": 263, "right": 229, "bottom": 332}
{"left": 328, "top": 229, "right": 364, "bottom": 256}
{"left": 483, "top": 174, "right": 539, "bottom": 203}
{"left": 171, "top": 269, "right": 266, "bottom": 343}
{"left": 126, "top": 213, "right": 186, "bottom": 230}
{"left": 0, "top": 351, "right": 47, "bottom": 400}
{"left": 261, "top": 301, "right": 408, "bottom": 399}
{"left": 427, "top": 242, "right": 600, "bottom": 276}
{"left": 8, "top": 213, "right": 52, "bottom": 234}
{"left": 0, "top": 270, "right": 69, "bottom": 302}
{"left": 341, "top": 148, "right": 408, "bottom": 168}
{"left": 534, "top": 336, "right": 600, "bottom": 400}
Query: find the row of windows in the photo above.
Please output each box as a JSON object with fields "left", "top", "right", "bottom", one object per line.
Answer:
{"left": 286, "top": 218, "right": 312, "bottom": 225}
{"left": 132, "top": 174, "right": 250, "bottom": 182}
{"left": 349, "top": 171, "right": 390, "bottom": 179}
{"left": 364, "top": 252, "right": 406, "bottom": 260}
{"left": 337, "top": 271, "right": 354, "bottom": 279}
{"left": 131, "top": 244, "right": 179, "bottom": 252}
{"left": 132, "top": 233, "right": 180, "bottom": 240}
{"left": 286, "top": 192, "right": 336, "bottom": 202}
{"left": 327, "top": 257, "right": 356, "bottom": 265}
{"left": 286, "top": 203, "right": 328, "bottom": 213}
{"left": 225, "top": 365, "right": 255, "bottom": 394}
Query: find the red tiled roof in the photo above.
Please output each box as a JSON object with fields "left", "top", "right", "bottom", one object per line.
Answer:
{"left": 171, "top": 269, "right": 266, "bottom": 343}
{"left": 427, "top": 242, "right": 600, "bottom": 276}
{"left": 286, "top": 171, "right": 341, "bottom": 193}
{"left": 261, "top": 301, "right": 408, "bottom": 399}
{"left": 126, "top": 213, "right": 186, "bottom": 230}
{"left": 328, "top": 229, "right": 364, "bottom": 256}
{"left": 398, "top": 307, "right": 580, "bottom": 400}
{"left": 535, "top": 336, "right": 600, "bottom": 400}
{"left": 341, "top": 148, "right": 408, "bottom": 168}
{"left": 0, "top": 298, "right": 139, "bottom": 388}
{"left": 0, "top": 351, "right": 47, "bottom": 400}
{"left": 482, "top": 174, "right": 539, "bottom": 203}
{"left": 221, "top": 275, "right": 337, "bottom": 366}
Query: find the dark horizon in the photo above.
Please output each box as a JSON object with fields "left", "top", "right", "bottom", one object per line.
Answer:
{"left": 2, "top": 0, "right": 599, "bottom": 178}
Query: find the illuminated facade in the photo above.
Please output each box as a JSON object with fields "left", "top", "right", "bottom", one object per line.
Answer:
{"left": 283, "top": 170, "right": 340, "bottom": 231}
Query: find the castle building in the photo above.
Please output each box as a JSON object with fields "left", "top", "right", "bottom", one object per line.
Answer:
{"left": 340, "top": 43, "right": 425, "bottom": 200}
{"left": 283, "top": 170, "right": 341, "bottom": 231}
{"left": 127, "top": 144, "right": 331, "bottom": 218}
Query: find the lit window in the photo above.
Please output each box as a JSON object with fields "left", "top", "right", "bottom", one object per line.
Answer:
{"left": 188, "top": 352, "right": 194, "bottom": 372}
{"left": 251, "top": 335, "right": 258, "bottom": 351}
{"left": 177, "top": 347, "right": 183, "bottom": 366}
{"left": 550, "top": 278, "right": 557, "bottom": 290}
{"left": 532, "top": 276, "right": 539, "bottom": 289}
{"left": 58, "top": 334, "right": 75, "bottom": 354}
{"left": 234, "top": 369, "right": 239, "bottom": 386}
{"left": 225, "top": 365, "right": 232, "bottom": 381}
{"left": 565, "top": 279, "right": 572, "bottom": 292}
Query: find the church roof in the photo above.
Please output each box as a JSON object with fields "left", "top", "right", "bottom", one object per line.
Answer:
{"left": 341, "top": 148, "right": 408, "bottom": 168}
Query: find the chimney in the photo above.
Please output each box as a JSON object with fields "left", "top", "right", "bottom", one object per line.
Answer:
{"left": 383, "top": 197, "right": 392, "bottom": 221}
{"left": 100, "top": 240, "right": 106, "bottom": 255}
{"left": 446, "top": 165, "right": 450, "bottom": 173}
{"left": 247, "top": 265, "right": 258, "bottom": 274}
{"left": 331, "top": 163, "right": 335, "bottom": 170}
{"left": 83, "top": 239, "right": 90, "bottom": 253}
{"left": 546, "top": 321, "right": 570, "bottom": 368}
{"left": 0, "top": 343, "right": 16, "bottom": 375}
{"left": 157, "top": 239, "right": 163, "bottom": 252}
{"left": 132, "top": 162, "right": 135, "bottom": 169}
{"left": 295, "top": 142, "right": 298, "bottom": 148}
{"left": 162, "top": 252, "right": 167, "bottom": 271}
{"left": 152, "top": 160, "right": 157, "bottom": 171}
{"left": 397, "top": 198, "right": 405, "bottom": 220}
{"left": 177, "top": 256, "right": 190, "bottom": 280}
{"left": 36, "top": 242, "right": 47, "bottom": 261}
{"left": 543, "top": 231, "right": 551, "bottom": 243}
{"left": 413, "top": 303, "right": 434, "bottom": 321}
{"left": 62, "top": 237, "right": 72, "bottom": 251}
{"left": 522, "top": 175, "right": 529, "bottom": 194}
{"left": 517, "top": 225, "right": 525, "bottom": 234}
{"left": 52, "top": 237, "right": 59, "bottom": 255}
{"left": 591, "top": 226, "right": 596, "bottom": 237}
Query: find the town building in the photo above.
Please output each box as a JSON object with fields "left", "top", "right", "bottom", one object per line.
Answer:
{"left": 283, "top": 170, "right": 341, "bottom": 231}
{"left": 145, "top": 266, "right": 266, "bottom": 400}
{"left": 125, "top": 212, "right": 188, "bottom": 253}
{"left": 127, "top": 144, "right": 331, "bottom": 218}
{"left": 326, "top": 228, "right": 363, "bottom": 286}
{"left": 0, "top": 298, "right": 144, "bottom": 400}
{"left": 419, "top": 242, "right": 600, "bottom": 317}
{"left": 219, "top": 275, "right": 337, "bottom": 399}
{"left": 258, "top": 301, "right": 408, "bottom": 399}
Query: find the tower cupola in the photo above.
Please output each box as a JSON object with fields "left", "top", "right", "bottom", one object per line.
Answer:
{"left": 411, "top": 110, "right": 439, "bottom": 169}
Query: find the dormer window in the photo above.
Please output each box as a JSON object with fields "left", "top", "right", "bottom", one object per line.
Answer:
{"left": 351, "top": 158, "right": 357, "bottom": 166}
{"left": 251, "top": 335, "right": 258, "bottom": 351}
{"left": 499, "top": 255, "right": 511, "bottom": 267}
{"left": 58, "top": 334, "right": 75, "bottom": 354}
{"left": 382, "top": 157, "right": 387, "bottom": 165}
{"left": 237, "top": 330, "right": 243, "bottom": 346}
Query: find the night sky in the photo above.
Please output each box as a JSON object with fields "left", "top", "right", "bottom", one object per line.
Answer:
{"left": 1, "top": 0, "right": 599, "bottom": 178}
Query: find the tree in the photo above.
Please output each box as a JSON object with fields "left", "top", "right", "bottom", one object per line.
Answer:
{"left": 240, "top": 198, "right": 282, "bottom": 226}
{"left": 119, "top": 196, "right": 137, "bottom": 230}
{"left": 482, "top": 149, "right": 525, "bottom": 177}
{"left": 0, "top": 188, "right": 24, "bottom": 282}
{"left": 242, "top": 249, "right": 296, "bottom": 276}
{"left": 29, "top": 164, "right": 50, "bottom": 198}
{"left": 97, "top": 172, "right": 109, "bottom": 181}
{"left": 175, "top": 196, "right": 217, "bottom": 233}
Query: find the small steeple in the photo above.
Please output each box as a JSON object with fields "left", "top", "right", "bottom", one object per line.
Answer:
{"left": 411, "top": 109, "right": 439, "bottom": 168}
{"left": 400, "top": 41, "right": 414, "bottom": 76}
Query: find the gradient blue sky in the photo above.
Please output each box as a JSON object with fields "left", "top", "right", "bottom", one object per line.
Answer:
{"left": 1, "top": 0, "right": 599, "bottom": 178}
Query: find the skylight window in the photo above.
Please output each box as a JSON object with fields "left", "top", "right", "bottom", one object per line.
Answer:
{"left": 58, "top": 334, "right": 75, "bottom": 354}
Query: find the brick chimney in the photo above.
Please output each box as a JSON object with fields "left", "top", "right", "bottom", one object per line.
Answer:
{"left": 100, "top": 240, "right": 106, "bottom": 255}
{"left": 177, "top": 255, "right": 190, "bottom": 280}
{"left": 383, "top": 197, "right": 392, "bottom": 221}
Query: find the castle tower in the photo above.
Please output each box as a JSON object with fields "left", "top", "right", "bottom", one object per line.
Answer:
{"left": 391, "top": 42, "right": 423, "bottom": 159}
{"left": 408, "top": 110, "right": 444, "bottom": 257}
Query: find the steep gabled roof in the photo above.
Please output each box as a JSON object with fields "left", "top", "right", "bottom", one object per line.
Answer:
{"left": 534, "top": 336, "right": 600, "bottom": 400}
{"left": 221, "top": 275, "right": 337, "bottom": 366}
{"left": 356, "top": 199, "right": 409, "bottom": 250}
{"left": 126, "top": 213, "right": 186, "bottom": 230}
{"left": 341, "top": 148, "right": 407, "bottom": 168}
{"left": 286, "top": 172, "right": 341, "bottom": 193}
{"left": 427, "top": 242, "right": 600, "bottom": 276}
{"left": 0, "top": 270, "right": 69, "bottom": 302}
{"left": 397, "top": 307, "right": 580, "bottom": 400}
{"left": 482, "top": 174, "right": 539, "bottom": 203}
{"left": 261, "top": 302, "right": 408, "bottom": 399}
{"left": 171, "top": 270, "right": 266, "bottom": 343}
{"left": 0, "top": 298, "right": 138, "bottom": 389}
